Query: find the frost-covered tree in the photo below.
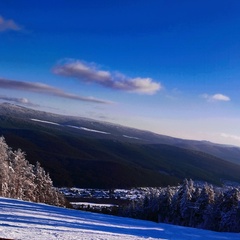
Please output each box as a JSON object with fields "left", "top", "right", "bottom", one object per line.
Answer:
{"left": 0, "top": 136, "right": 10, "bottom": 196}
{"left": 22, "top": 161, "right": 36, "bottom": 202}
{"left": 33, "top": 161, "right": 66, "bottom": 206}
{"left": 169, "top": 179, "right": 194, "bottom": 225}
{"left": 206, "top": 190, "right": 224, "bottom": 231}
{"left": 0, "top": 136, "right": 66, "bottom": 207}
{"left": 8, "top": 149, "right": 36, "bottom": 200}
{"left": 180, "top": 179, "right": 195, "bottom": 226}
{"left": 158, "top": 185, "right": 174, "bottom": 223}
{"left": 141, "top": 189, "right": 160, "bottom": 222}
{"left": 194, "top": 183, "right": 215, "bottom": 228}
{"left": 219, "top": 188, "right": 240, "bottom": 232}
{"left": 120, "top": 179, "right": 240, "bottom": 232}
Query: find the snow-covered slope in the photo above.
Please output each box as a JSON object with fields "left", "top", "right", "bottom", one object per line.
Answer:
{"left": 0, "top": 197, "right": 239, "bottom": 240}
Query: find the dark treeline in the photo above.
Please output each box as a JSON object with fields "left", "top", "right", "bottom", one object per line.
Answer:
{"left": 120, "top": 179, "right": 240, "bottom": 232}
{"left": 0, "top": 136, "right": 67, "bottom": 207}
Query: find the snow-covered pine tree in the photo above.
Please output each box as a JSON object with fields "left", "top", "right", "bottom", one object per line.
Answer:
{"left": 0, "top": 136, "right": 10, "bottom": 197}
{"left": 169, "top": 179, "right": 193, "bottom": 225}
{"left": 180, "top": 179, "right": 195, "bottom": 226}
{"left": 142, "top": 189, "right": 160, "bottom": 222}
{"left": 33, "top": 161, "right": 66, "bottom": 206}
{"left": 22, "top": 161, "right": 36, "bottom": 202}
{"left": 157, "top": 185, "right": 174, "bottom": 223}
{"left": 195, "top": 183, "right": 215, "bottom": 228}
{"left": 219, "top": 188, "right": 240, "bottom": 232}
{"left": 8, "top": 149, "right": 36, "bottom": 201}
{"left": 188, "top": 186, "right": 201, "bottom": 227}
{"left": 206, "top": 190, "right": 224, "bottom": 231}
{"left": 34, "top": 161, "right": 54, "bottom": 203}
{"left": 0, "top": 136, "right": 66, "bottom": 207}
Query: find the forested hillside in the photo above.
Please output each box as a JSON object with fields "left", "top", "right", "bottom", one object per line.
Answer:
{"left": 1, "top": 103, "right": 240, "bottom": 188}
{"left": 121, "top": 179, "right": 240, "bottom": 232}
{"left": 0, "top": 136, "right": 66, "bottom": 206}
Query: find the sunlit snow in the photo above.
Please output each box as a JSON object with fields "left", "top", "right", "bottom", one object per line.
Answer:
{"left": 0, "top": 197, "right": 239, "bottom": 240}
{"left": 123, "top": 135, "right": 140, "bottom": 140}
{"left": 70, "top": 202, "right": 117, "bottom": 207}
{"left": 29, "top": 119, "right": 111, "bottom": 135}
{"left": 67, "top": 125, "right": 110, "bottom": 134}
{"left": 30, "top": 118, "right": 60, "bottom": 126}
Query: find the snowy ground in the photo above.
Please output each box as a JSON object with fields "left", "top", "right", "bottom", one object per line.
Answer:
{"left": 0, "top": 197, "right": 239, "bottom": 240}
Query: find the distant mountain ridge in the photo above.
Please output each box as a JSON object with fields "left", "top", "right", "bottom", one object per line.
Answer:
{"left": 1, "top": 102, "right": 239, "bottom": 164}
{"left": 1, "top": 102, "right": 240, "bottom": 188}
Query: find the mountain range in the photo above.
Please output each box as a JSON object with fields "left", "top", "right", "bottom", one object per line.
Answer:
{"left": 1, "top": 102, "right": 240, "bottom": 188}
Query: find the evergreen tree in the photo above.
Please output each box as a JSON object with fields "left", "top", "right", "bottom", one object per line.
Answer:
{"left": 189, "top": 187, "right": 201, "bottom": 227}
{"left": 142, "top": 189, "right": 160, "bottom": 222}
{"left": 0, "top": 136, "right": 66, "bottom": 207}
{"left": 0, "top": 137, "right": 10, "bottom": 197}
{"left": 194, "top": 183, "right": 214, "bottom": 228}
{"left": 158, "top": 185, "right": 174, "bottom": 223}
{"left": 169, "top": 179, "right": 193, "bottom": 225}
{"left": 219, "top": 188, "right": 240, "bottom": 232}
{"left": 8, "top": 149, "right": 35, "bottom": 200}
{"left": 207, "top": 190, "right": 224, "bottom": 231}
{"left": 180, "top": 179, "right": 194, "bottom": 226}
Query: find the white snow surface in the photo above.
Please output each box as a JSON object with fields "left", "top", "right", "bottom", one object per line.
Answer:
{"left": 30, "top": 118, "right": 60, "bottom": 126}
{"left": 67, "top": 125, "right": 111, "bottom": 134}
{"left": 123, "top": 135, "right": 140, "bottom": 140}
{"left": 70, "top": 202, "right": 117, "bottom": 207}
{"left": 0, "top": 197, "right": 239, "bottom": 240}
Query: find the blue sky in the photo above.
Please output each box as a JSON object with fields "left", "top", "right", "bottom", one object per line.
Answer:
{"left": 1, "top": 0, "right": 240, "bottom": 146}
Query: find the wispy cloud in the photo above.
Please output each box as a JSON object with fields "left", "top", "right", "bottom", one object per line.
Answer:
{"left": 0, "top": 95, "right": 39, "bottom": 107}
{"left": 221, "top": 133, "right": 240, "bottom": 142}
{"left": 201, "top": 93, "right": 230, "bottom": 102}
{"left": 0, "top": 15, "right": 21, "bottom": 32}
{"left": 0, "top": 78, "right": 112, "bottom": 104}
{"left": 53, "top": 59, "right": 161, "bottom": 95}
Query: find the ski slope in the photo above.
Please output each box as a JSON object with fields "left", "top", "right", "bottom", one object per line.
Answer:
{"left": 0, "top": 197, "right": 239, "bottom": 240}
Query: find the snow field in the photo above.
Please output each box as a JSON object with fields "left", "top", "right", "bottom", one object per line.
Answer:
{"left": 0, "top": 197, "right": 239, "bottom": 240}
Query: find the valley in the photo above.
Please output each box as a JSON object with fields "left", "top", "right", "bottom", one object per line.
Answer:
{"left": 1, "top": 102, "right": 240, "bottom": 188}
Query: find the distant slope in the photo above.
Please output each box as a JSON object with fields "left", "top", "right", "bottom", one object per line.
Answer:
{"left": 1, "top": 102, "right": 240, "bottom": 165}
{"left": 1, "top": 102, "right": 240, "bottom": 188}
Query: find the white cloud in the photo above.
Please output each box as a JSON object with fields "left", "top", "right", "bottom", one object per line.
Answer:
{"left": 0, "top": 95, "right": 39, "bottom": 106}
{"left": 220, "top": 133, "right": 240, "bottom": 142}
{"left": 0, "top": 78, "right": 112, "bottom": 104}
{"left": 212, "top": 94, "right": 230, "bottom": 101}
{"left": 53, "top": 59, "right": 161, "bottom": 95}
{"left": 201, "top": 93, "right": 230, "bottom": 102}
{"left": 0, "top": 15, "right": 21, "bottom": 32}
